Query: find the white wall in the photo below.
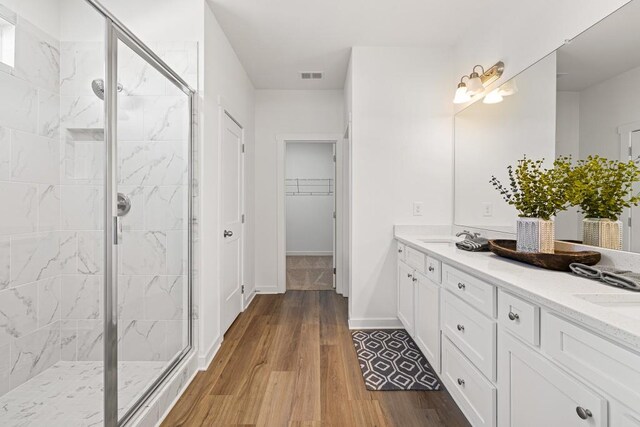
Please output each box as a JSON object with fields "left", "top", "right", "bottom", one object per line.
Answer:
{"left": 200, "top": 2, "right": 255, "bottom": 364}
{"left": 348, "top": 46, "right": 454, "bottom": 328}
{"left": 285, "top": 143, "right": 334, "bottom": 255}
{"left": 556, "top": 91, "right": 581, "bottom": 240}
{"left": 254, "top": 90, "right": 343, "bottom": 290}
{"left": 455, "top": 53, "right": 557, "bottom": 232}
{"left": 579, "top": 65, "right": 640, "bottom": 160}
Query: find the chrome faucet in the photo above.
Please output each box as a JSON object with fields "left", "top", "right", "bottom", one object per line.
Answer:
{"left": 456, "top": 230, "right": 480, "bottom": 240}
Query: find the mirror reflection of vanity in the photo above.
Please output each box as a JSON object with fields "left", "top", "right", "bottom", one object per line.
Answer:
{"left": 454, "top": 0, "right": 640, "bottom": 254}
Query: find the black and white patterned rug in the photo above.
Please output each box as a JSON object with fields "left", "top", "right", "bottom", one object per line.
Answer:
{"left": 351, "top": 329, "right": 442, "bottom": 391}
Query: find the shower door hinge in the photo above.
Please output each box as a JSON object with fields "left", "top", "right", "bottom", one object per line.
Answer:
{"left": 241, "top": 214, "right": 245, "bottom": 224}
{"left": 333, "top": 268, "right": 336, "bottom": 275}
{"left": 630, "top": 146, "right": 633, "bottom": 157}
{"left": 242, "top": 144, "right": 245, "bottom": 153}
{"left": 241, "top": 285, "right": 245, "bottom": 294}
{"left": 333, "top": 211, "right": 336, "bottom": 219}
{"left": 629, "top": 217, "right": 632, "bottom": 227}
{"left": 333, "top": 154, "right": 336, "bottom": 162}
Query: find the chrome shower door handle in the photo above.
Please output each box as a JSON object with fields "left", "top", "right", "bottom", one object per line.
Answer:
{"left": 117, "top": 193, "right": 132, "bottom": 216}
{"left": 113, "top": 216, "right": 123, "bottom": 245}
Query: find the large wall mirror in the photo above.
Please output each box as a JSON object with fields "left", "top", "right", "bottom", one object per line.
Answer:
{"left": 454, "top": 0, "right": 640, "bottom": 253}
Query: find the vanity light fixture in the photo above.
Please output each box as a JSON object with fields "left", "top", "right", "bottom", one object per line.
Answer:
{"left": 453, "top": 61, "right": 505, "bottom": 103}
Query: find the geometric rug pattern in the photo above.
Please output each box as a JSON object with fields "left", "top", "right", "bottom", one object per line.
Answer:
{"left": 351, "top": 329, "right": 442, "bottom": 391}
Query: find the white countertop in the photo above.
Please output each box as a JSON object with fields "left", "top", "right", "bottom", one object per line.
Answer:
{"left": 395, "top": 232, "right": 640, "bottom": 353}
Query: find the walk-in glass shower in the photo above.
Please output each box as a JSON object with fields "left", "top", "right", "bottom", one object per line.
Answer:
{"left": 0, "top": 1, "right": 194, "bottom": 425}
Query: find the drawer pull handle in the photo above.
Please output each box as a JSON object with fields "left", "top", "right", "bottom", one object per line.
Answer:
{"left": 457, "top": 378, "right": 465, "bottom": 386}
{"left": 576, "top": 407, "right": 592, "bottom": 420}
{"left": 456, "top": 324, "right": 465, "bottom": 332}
{"left": 508, "top": 312, "right": 520, "bottom": 321}
{"left": 407, "top": 273, "right": 412, "bottom": 278}
{"left": 457, "top": 282, "right": 466, "bottom": 290}
{"left": 428, "top": 266, "right": 435, "bottom": 272}
{"left": 412, "top": 277, "right": 418, "bottom": 283}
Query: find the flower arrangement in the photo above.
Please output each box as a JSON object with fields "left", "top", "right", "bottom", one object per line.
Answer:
{"left": 569, "top": 155, "right": 640, "bottom": 220}
{"left": 489, "top": 156, "right": 574, "bottom": 221}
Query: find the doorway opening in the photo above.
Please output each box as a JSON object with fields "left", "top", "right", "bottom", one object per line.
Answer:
{"left": 285, "top": 142, "right": 336, "bottom": 290}
{"left": 277, "top": 134, "right": 343, "bottom": 294}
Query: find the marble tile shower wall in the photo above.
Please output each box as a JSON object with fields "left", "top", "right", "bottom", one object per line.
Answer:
{"left": 0, "top": 5, "right": 197, "bottom": 398}
{"left": 58, "top": 41, "right": 196, "bottom": 365}
{"left": 0, "top": 14, "right": 62, "bottom": 397}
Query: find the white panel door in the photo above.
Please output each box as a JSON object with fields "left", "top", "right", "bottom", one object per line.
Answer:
{"left": 632, "top": 131, "right": 640, "bottom": 253}
{"left": 221, "top": 113, "right": 244, "bottom": 334}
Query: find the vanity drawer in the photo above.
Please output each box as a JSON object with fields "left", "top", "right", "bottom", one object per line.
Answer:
{"left": 442, "top": 264, "right": 496, "bottom": 317}
{"left": 442, "top": 336, "right": 496, "bottom": 427}
{"left": 397, "top": 242, "right": 406, "bottom": 262}
{"left": 442, "top": 290, "right": 496, "bottom": 380}
{"left": 405, "top": 246, "right": 426, "bottom": 272}
{"left": 425, "top": 256, "right": 441, "bottom": 284}
{"left": 542, "top": 312, "right": 640, "bottom": 410}
{"left": 498, "top": 290, "right": 540, "bottom": 346}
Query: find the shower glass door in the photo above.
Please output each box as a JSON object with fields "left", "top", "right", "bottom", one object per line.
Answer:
{"left": 110, "top": 30, "right": 192, "bottom": 424}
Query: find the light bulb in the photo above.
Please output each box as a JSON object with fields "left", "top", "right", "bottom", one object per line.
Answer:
{"left": 483, "top": 89, "right": 503, "bottom": 104}
{"left": 466, "top": 72, "right": 484, "bottom": 95}
{"left": 453, "top": 85, "right": 471, "bottom": 104}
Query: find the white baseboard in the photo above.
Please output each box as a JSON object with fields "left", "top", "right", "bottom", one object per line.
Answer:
{"left": 198, "top": 335, "right": 222, "bottom": 371}
{"left": 348, "top": 317, "right": 403, "bottom": 330}
{"left": 255, "top": 285, "right": 281, "bottom": 294}
{"left": 244, "top": 289, "right": 257, "bottom": 308}
{"left": 286, "top": 251, "right": 333, "bottom": 256}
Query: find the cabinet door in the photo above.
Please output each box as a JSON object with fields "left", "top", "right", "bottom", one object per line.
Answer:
{"left": 397, "top": 261, "right": 415, "bottom": 336}
{"left": 415, "top": 272, "right": 440, "bottom": 371}
{"left": 498, "top": 331, "right": 608, "bottom": 427}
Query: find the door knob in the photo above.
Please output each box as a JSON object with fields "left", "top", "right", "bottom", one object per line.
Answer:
{"left": 223, "top": 230, "right": 233, "bottom": 238}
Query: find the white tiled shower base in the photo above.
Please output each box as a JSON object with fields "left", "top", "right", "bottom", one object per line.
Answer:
{"left": 0, "top": 361, "right": 166, "bottom": 427}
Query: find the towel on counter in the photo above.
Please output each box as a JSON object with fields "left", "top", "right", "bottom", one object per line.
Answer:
{"left": 601, "top": 272, "right": 640, "bottom": 291}
{"left": 456, "top": 238, "right": 490, "bottom": 252}
{"left": 569, "top": 263, "right": 640, "bottom": 292}
{"left": 569, "top": 263, "right": 630, "bottom": 279}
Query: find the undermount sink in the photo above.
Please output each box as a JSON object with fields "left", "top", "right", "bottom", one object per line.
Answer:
{"left": 575, "top": 293, "right": 640, "bottom": 321}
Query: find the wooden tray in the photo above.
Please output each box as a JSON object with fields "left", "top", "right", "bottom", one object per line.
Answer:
{"left": 488, "top": 240, "right": 601, "bottom": 272}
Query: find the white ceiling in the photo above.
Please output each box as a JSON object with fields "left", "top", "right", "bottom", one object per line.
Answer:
{"left": 557, "top": 1, "right": 640, "bottom": 91}
{"left": 208, "top": 0, "right": 501, "bottom": 90}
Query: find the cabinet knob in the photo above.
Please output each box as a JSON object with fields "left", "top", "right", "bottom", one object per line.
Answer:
{"left": 412, "top": 277, "right": 418, "bottom": 282}
{"left": 457, "top": 282, "right": 466, "bottom": 290}
{"left": 407, "top": 273, "right": 412, "bottom": 278}
{"left": 457, "top": 324, "right": 465, "bottom": 332}
{"left": 508, "top": 312, "right": 520, "bottom": 321}
{"left": 428, "top": 266, "right": 435, "bottom": 272}
{"left": 576, "top": 407, "right": 593, "bottom": 420}
{"left": 457, "top": 378, "right": 465, "bottom": 386}
{"left": 398, "top": 248, "right": 403, "bottom": 253}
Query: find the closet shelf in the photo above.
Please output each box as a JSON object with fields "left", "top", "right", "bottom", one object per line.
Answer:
{"left": 286, "top": 178, "right": 334, "bottom": 196}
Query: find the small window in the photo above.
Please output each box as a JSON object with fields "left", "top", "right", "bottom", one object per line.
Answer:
{"left": 0, "top": 13, "right": 15, "bottom": 69}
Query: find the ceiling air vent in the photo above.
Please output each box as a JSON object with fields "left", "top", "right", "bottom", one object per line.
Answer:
{"left": 300, "top": 71, "right": 323, "bottom": 80}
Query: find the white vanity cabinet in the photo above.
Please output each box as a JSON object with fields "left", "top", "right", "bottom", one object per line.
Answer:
{"left": 498, "top": 330, "right": 608, "bottom": 427}
{"left": 414, "top": 271, "right": 440, "bottom": 370}
{"left": 397, "top": 260, "right": 416, "bottom": 336}
{"left": 395, "top": 237, "right": 640, "bottom": 427}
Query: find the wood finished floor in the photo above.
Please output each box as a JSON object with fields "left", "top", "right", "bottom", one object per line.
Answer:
{"left": 162, "top": 291, "right": 470, "bottom": 427}
{"left": 286, "top": 256, "right": 334, "bottom": 291}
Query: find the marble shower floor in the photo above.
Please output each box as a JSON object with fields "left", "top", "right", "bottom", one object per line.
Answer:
{"left": 0, "top": 361, "right": 166, "bottom": 427}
